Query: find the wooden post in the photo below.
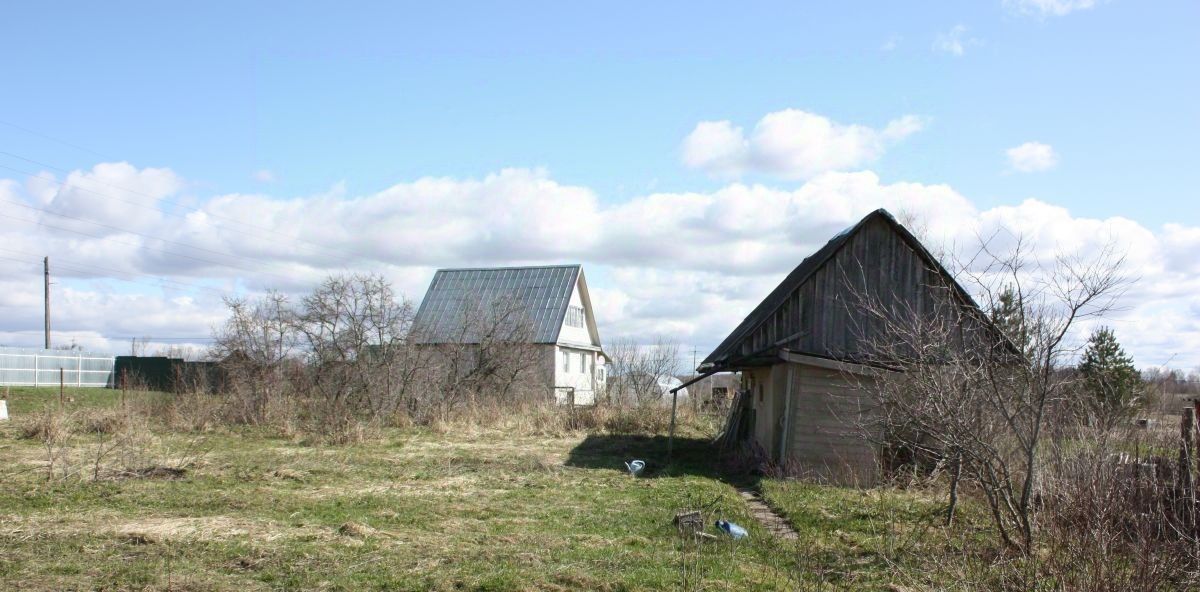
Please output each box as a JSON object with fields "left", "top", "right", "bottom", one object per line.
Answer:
{"left": 777, "top": 364, "right": 795, "bottom": 463}
{"left": 1194, "top": 400, "right": 1200, "bottom": 482}
{"left": 568, "top": 387, "right": 576, "bottom": 426}
{"left": 1180, "top": 407, "right": 1195, "bottom": 494}
{"left": 44, "top": 256, "right": 51, "bottom": 350}
{"left": 667, "top": 388, "right": 679, "bottom": 461}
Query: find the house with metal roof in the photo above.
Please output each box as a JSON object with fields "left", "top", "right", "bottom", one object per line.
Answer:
{"left": 412, "top": 264, "right": 606, "bottom": 405}
{"left": 700, "top": 209, "right": 996, "bottom": 485}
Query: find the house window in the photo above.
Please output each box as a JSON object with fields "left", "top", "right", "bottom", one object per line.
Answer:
{"left": 581, "top": 353, "right": 589, "bottom": 375}
{"left": 562, "top": 350, "right": 570, "bottom": 373}
{"left": 597, "top": 367, "right": 606, "bottom": 382}
{"left": 565, "top": 305, "right": 585, "bottom": 328}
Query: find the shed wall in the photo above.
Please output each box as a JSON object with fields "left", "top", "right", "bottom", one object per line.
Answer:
{"left": 786, "top": 364, "right": 879, "bottom": 486}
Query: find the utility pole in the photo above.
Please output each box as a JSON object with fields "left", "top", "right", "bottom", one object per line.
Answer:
{"left": 43, "top": 256, "right": 50, "bottom": 350}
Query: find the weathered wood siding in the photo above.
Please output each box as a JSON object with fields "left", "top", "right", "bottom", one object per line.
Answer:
{"left": 738, "top": 216, "right": 960, "bottom": 360}
{"left": 743, "top": 367, "right": 775, "bottom": 454}
{"left": 785, "top": 364, "right": 878, "bottom": 486}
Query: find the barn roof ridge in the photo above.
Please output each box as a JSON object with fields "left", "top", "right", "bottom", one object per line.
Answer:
{"left": 701, "top": 208, "right": 981, "bottom": 368}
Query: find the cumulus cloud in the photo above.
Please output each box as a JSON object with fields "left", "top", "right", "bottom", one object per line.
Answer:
{"left": 1006, "top": 141, "right": 1059, "bottom": 172}
{"left": 1005, "top": 0, "right": 1096, "bottom": 17}
{"left": 1, "top": 161, "right": 1198, "bottom": 368}
{"left": 681, "top": 109, "right": 926, "bottom": 179}
{"left": 35, "top": 162, "right": 181, "bottom": 232}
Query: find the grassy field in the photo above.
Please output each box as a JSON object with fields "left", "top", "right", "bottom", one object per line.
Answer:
{"left": 0, "top": 387, "right": 972, "bottom": 591}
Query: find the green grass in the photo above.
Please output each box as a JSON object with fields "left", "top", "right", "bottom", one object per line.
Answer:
{"left": 0, "top": 388, "right": 977, "bottom": 590}
{"left": 2, "top": 385, "right": 166, "bottom": 415}
{"left": 760, "top": 479, "right": 996, "bottom": 590}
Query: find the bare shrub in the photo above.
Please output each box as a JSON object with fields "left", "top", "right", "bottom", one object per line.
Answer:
{"left": 600, "top": 404, "right": 674, "bottom": 434}
{"left": 1034, "top": 430, "right": 1200, "bottom": 591}
{"left": 29, "top": 409, "right": 75, "bottom": 480}
{"left": 849, "top": 233, "right": 1129, "bottom": 553}
{"left": 420, "top": 293, "right": 546, "bottom": 417}
{"left": 22, "top": 405, "right": 207, "bottom": 482}
{"left": 605, "top": 337, "right": 681, "bottom": 406}
{"left": 210, "top": 290, "right": 298, "bottom": 426}
{"left": 79, "top": 408, "right": 129, "bottom": 435}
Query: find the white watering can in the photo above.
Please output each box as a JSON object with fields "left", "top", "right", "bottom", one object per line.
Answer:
{"left": 0, "top": 398, "right": 8, "bottom": 421}
{"left": 625, "top": 459, "right": 645, "bottom": 477}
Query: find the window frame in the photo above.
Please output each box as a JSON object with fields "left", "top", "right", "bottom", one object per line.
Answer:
{"left": 565, "top": 305, "right": 585, "bottom": 328}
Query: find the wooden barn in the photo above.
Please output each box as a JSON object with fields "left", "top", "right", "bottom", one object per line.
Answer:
{"left": 699, "top": 208, "right": 994, "bottom": 485}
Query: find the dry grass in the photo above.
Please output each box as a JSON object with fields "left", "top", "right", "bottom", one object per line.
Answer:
{"left": 0, "top": 389, "right": 793, "bottom": 591}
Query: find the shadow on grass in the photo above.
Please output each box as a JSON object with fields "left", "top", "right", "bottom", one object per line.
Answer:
{"left": 565, "top": 433, "right": 757, "bottom": 487}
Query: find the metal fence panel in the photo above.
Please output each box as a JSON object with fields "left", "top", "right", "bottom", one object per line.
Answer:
{"left": 0, "top": 346, "right": 115, "bottom": 387}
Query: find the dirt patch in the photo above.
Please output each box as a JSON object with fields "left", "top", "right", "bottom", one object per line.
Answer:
{"left": 269, "top": 467, "right": 308, "bottom": 480}
{"left": 337, "top": 521, "right": 381, "bottom": 538}
{"left": 112, "top": 466, "right": 188, "bottom": 480}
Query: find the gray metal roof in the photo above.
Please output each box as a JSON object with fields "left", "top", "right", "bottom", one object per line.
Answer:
{"left": 412, "top": 265, "right": 581, "bottom": 344}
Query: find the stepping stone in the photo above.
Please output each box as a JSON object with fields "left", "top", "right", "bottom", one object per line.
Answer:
{"left": 736, "top": 487, "right": 799, "bottom": 540}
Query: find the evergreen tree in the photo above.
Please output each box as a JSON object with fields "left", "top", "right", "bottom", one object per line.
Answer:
{"left": 1078, "top": 326, "right": 1142, "bottom": 427}
{"left": 989, "top": 285, "right": 1031, "bottom": 356}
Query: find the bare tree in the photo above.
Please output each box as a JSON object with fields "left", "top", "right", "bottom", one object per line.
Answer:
{"left": 849, "top": 234, "right": 1129, "bottom": 553}
{"left": 209, "top": 291, "right": 298, "bottom": 424}
{"left": 424, "top": 292, "right": 544, "bottom": 413}
{"left": 293, "top": 273, "right": 420, "bottom": 415}
{"left": 605, "top": 337, "right": 681, "bottom": 406}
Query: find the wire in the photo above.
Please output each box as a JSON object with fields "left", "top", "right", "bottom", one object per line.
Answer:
{"left": 0, "top": 248, "right": 229, "bottom": 297}
{"left": 0, "top": 210, "right": 299, "bottom": 285}
{"left": 0, "top": 196, "right": 279, "bottom": 268}
{"left": 0, "top": 120, "right": 113, "bottom": 160}
{"left": 0, "top": 154, "right": 370, "bottom": 265}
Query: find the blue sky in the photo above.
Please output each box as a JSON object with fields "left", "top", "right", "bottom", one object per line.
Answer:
{"left": 5, "top": 1, "right": 1197, "bottom": 221}
{"left": 1, "top": 1, "right": 1199, "bottom": 366}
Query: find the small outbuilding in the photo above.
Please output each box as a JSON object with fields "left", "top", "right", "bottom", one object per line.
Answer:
{"left": 700, "top": 209, "right": 994, "bottom": 485}
{"left": 412, "top": 264, "right": 606, "bottom": 404}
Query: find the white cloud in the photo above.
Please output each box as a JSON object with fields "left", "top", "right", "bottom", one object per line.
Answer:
{"left": 933, "top": 25, "right": 979, "bottom": 56}
{"left": 1006, "top": 141, "right": 1059, "bottom": 172}
{"left": 681, "top": 109, "right": 927, "bottom": 179}
{"left": 1, "top": 161, "right": 1198, "bottom": 369}
{"left": 36, "top": 162, "right": 181, "bottom": 232}
{"left": 253, "top": 169, "right": 276, "bottom": 183}
{"left": 1005, "top": 0, "right": 1097, "bottom": 17}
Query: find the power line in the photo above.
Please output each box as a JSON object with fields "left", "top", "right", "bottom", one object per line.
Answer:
{"left": 0, "top": 249, "right": 229, "bottom": 296}
{"left": 0, "top": 161, "right": 338, "bottom": 263}
{"left": 0, "top": 120, "right": 113, "bottom": 159}
{"left": 0, "top": 153, "right": 371, "bottom": 266}
{"left": 0, "top": 196, "right": 280, "bottom": 269}
{"left": 0, "top": 210, "right": 299, "bottom": 285}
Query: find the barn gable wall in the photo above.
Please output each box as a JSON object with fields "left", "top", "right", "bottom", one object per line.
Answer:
{"left": 737, "top": 216, "right": 961, "bottom": 362}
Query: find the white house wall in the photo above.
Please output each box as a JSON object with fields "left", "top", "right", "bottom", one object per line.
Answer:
{"left": 554, "top": 345, "right": 604, "bottom": 405}
{"left": 551, "top": 273, "right": 605, "bottom": 405}
{"left": 556, "top": 279, "right": 595, "bottom": 347}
